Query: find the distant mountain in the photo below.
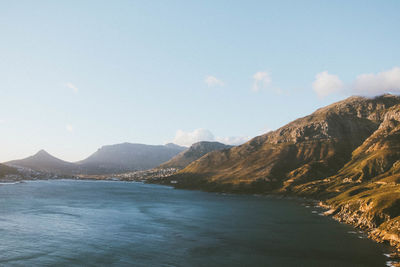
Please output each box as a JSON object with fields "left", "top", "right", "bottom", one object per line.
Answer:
{"left": 160, "top": 141, "right": 232, "bottom": 169}
{"left": 76, "top": 143, "right": 187, "bottom": 174}
{"left": 5, "top": 150, "right": 76, "bottom": 175}
{"left": 4, "top": 143, "right": 186, "bottom": 175}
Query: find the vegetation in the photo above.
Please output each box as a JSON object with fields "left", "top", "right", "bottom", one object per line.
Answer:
{"left": 0, "top": 163, "right": 18, "bottom": 178}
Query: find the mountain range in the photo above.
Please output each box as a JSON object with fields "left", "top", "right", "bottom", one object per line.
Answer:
{"left": 153, "top": 94, "right": 400, "bottom": 253}
{"left": 5, "top": 143, "right": 186, "bottom": 175}
{"left": 2, "top": 94, "right": 400, "bottom": 254}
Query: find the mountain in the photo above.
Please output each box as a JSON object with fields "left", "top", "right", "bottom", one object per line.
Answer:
{"left": 160, "top": 141, "right": 232, "bottom": 169}
{"left": 309, "top": 103, "right": 400, "bottom": 253}
{"left": 4, "top": 143, "right": 186, "bottom": 175}
{"left": 164, "top": 95, "right": 399, "bottom": 192}
{"left": 5, "top": 150, "right": 76, "bottom": 175}
{"left": 76, "top": 143, "right": 186, "bottom": 174}
{"left": 152, "top": 94, "right": 400, "bottom": 253}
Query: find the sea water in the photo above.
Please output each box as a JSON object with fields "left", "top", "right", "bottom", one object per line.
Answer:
{"left": 0, "top": 180, "right": 392, "bottom": 266}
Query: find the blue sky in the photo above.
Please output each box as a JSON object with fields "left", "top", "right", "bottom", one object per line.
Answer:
{"left": 1, "top": 0, "right": 400, "bottom": 162}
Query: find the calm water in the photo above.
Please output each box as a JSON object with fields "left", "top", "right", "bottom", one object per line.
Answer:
{"left": 0, "top": 180, "right": 392, "bottom": 266}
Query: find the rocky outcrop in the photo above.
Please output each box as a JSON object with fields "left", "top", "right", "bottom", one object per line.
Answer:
{"left": 324, "top": 191, "right": 400, "bottom": 256}
{"left": 370, "top": 218, "right": 400, "bottom": 253}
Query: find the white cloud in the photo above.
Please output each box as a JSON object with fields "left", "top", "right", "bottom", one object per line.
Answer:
{"left": 312, "top": 67, "right": 400, "bottom": 97}
{"left": 252, "top": 71, "right": 271, "bottom": 92}
{"left": 173, "top": 129, "right": 214, "bottom": 147}
{"left": 0, "top": 119, "right": 5, "bottom": 124}
{"left": 172, "top": 128, "right": 250, "bottom": 147}
{"left": 65, "top": 124, "right": 74, "bottom": 133}
{"left": 215, "top": 136, "right": 250, "bottom": 146}
{"left": 205, "top": 75, "right": 224, "bottom": 87}
{"left": 312, "top": 71, "right": 343, "bottom": 98}
{"left": 352, "top": 67, "right": 400, "bottom": 96}
{"left": 66, "top": 82, "right": 79, "bottom": 93}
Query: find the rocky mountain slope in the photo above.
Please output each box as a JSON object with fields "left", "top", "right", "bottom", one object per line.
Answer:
{"left": 164, "top": 95, "right": 399, "bottom": 191}
{"left": 299, "top": 103, "right": 400, "bottom": 253}
{"left": 159, "top": 141, "right": 232, "bottom": 169}
{"left": 152, "top": 94, "right": 400, "bottom": 255}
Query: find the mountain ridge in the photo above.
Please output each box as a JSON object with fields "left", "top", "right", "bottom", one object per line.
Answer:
{"left": 160, "top": 141, "right": 232, "bottom": 169}
{"left": 151, "top": 94, "right": 400, "bottom": 255}
{"left": 170, "top": 94, "right": 399, "bottom": 189}
{"left": 4, "top": 143, "right": 187, "bottom": 175}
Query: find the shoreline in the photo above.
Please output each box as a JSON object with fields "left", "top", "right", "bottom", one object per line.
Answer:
{"left": 148, "top": 177, "right": 400, "bottom": 264}
{"left": 318, "top": 201, "right": 400, "bottom": 264}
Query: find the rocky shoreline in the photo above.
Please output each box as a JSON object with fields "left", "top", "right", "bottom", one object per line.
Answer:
{"left": 319, "top": 201, "right": 400, "bottom": 265}
{"left": 150, "top": 173, "right": 400, "bottom": 265}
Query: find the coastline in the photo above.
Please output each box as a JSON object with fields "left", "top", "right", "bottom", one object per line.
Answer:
{"left": 148, "top": 176, "right": 400, "bottom": 264}
{"left": 318, "top": 201, "right": 400, "bottom": 264}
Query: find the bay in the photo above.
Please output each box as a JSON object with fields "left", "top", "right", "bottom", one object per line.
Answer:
{"left": 0, "top": 180, "right": 391, "bottom": 266}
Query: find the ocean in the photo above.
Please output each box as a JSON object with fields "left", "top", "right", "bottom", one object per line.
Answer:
{"left": 0, "top": 180, "right": 392, "bottom": 266}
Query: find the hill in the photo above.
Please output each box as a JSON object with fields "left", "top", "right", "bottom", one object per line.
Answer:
{"left": 5, "top": 150, "right": 76, "bottom": 175}
{"left": 159, "top": 141, "right": 232, "bottom": 169}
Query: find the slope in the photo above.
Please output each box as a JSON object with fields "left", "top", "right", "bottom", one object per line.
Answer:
{"left": 159, "top": 141, "right": 232, "bottom": 169}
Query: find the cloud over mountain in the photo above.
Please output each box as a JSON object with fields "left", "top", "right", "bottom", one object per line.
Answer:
{"left": 353, "top": 67, "right": 400, "bottom": 96}
{"left": 312, "top": 67, "right": 400, "bottom": 97}
{"left": 172, "top": 129, "right": 250, "bottom": 147}
{"left": 313, "top": 71, "right": 343, "bottom": 98}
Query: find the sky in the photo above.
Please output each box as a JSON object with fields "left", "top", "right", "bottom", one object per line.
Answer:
{"left": 1, "top": 0, "right": 400, "bottom": 162}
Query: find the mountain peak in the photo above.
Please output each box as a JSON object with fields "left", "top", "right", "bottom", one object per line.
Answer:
{"left": 4, "top": 149, "right": 74, "bottom": 174}
{"left": 32, "top": 149, "right": 58, "bottom": 160}
{"left": 35, "top": 149, "right": 50, "bottom": 156}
